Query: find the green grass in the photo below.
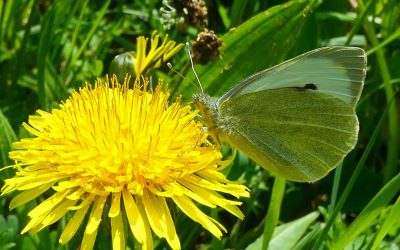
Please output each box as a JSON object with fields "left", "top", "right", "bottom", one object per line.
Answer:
{"left": 1, "top": 0, "right": 400, "bottom": 249}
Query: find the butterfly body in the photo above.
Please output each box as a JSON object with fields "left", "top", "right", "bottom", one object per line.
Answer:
{"left": 194, "top": 47, "right": 366, "bottom": 182}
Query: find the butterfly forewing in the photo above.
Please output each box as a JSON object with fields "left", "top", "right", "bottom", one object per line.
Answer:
{"left": 219, "top": 47, "right": 366, "bottom": 107}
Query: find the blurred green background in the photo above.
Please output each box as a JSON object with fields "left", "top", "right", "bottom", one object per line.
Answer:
{"left": 1, "top": 0, "right": 399, "bottom": 249}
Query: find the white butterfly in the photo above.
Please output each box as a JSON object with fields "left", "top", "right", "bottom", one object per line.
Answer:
{"left": 194, "top": 47, "right": 366, "bottom": 182}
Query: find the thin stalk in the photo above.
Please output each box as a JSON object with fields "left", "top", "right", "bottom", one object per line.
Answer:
{"left": 63, "top": 0, "right": 89, "bottom": 73}
{"left": 329, "top": 163, "right": 342, "bottom": 215}
{"left": 13, "top": 0, "right": 38, "bottom": 87}
{"left": 366, "top": 28, "right": 400, "bottom": 56}
{"left": 344, "top": 0, "right": 376, "bottom": 46}
{"left": 262, "top": 176, "right": 286, "bottom": 250}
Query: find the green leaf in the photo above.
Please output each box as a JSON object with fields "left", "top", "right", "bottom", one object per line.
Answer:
{"left": 292, "top": 224, "right": 322, "bottom": 250}
{"left": 268, "top": 211, "right": 320, "bottom": 250}
{"left": 0, "top": 109, "right": 17, "bottom": 167}
{"left": 0, "top": 214, "right": 19, "bottom": 250}
{"left": 180, "top": 0, "right": 319, "bottom": 98}
{"left": 246, "top": 211, "right": 319, "bottom": 250}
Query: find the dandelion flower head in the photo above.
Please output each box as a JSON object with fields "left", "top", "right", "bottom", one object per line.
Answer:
{"left": 1, "top": 76, "right": 249, "bottom": 250}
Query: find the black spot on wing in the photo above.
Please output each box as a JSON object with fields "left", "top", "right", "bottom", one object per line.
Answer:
{"left": 304, "top": 83, "right": 318, "bottom": 90}
{"left": 289, "top": 83, "right": 318, "bottom": 91}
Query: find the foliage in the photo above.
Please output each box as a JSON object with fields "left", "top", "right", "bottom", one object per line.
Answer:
{"left": 1, "top": 0, "right": 400, "bottom": 249}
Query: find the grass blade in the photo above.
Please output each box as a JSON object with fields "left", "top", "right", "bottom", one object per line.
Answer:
{"left": 332, "top": 172, "right": 400, "bottom": 249}
{"left": 0, "top": 109, "right": 17, "bottom": 169}
{"left": 370, "top": 195, "right": 400, "bottom": 250}
{"left": 359, "top": 0, "right": 399, "bottom": 183}
{"left": 67, "top": 0, "right": 111, "bottom": 82}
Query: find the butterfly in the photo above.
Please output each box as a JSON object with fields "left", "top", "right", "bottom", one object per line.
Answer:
{"left": 193, "top": 47, "right": 366, "bottom": 182}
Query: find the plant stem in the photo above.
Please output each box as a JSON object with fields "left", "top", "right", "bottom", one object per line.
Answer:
{"left": 262, "top": 176, "right": 286, "bottom": 249}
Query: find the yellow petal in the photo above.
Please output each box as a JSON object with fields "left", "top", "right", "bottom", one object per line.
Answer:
{"left": 109, "top": 192, "right": 121, "bottom": 217}
{"left": 9, "top": 182, "right": 54, "bottom": 210}
{"left": 181, "top": 180, "right": 244, "bottom": 219}
{"left": 142, "top": 190, "right": 180, "bottom": 249}
{"left": 81, "top": 195, "right": 107, "bottom": 250}
{"left": 53, "top": 179, "right": 83, "bottom": 192}
{"left": 21, "top": 122, "right": 42, "bottom": 136}
{"left": 111, "top": 211, "right": 125, "bottom": 250}
{"left": 122, "top": 188, "right": 145, "bottom": 243}
{"left": 27, "top": 190, "right": 70, "bottom": 218}
{"left": 2, "top": 173, "right": 63, "bottom": 193}
{"left": 136, "top": 198, "right": 154, "bottom": 250}
{"left": 66, "top": 187, "right": 86, "bottom": 200}
{"left": 21, "top": 213, "right": 47, "bottom": 234}
{"left": 59, "top": 201, "right": 91, "bottom": 244}
{"left": 175, "top": 182, "right": 215, "bottom": 208}
{"left": 135, "top": 36, "right": 147, "bottom": 75}
{"left": 164, "top": 43, "right": 184, "bottom": 60}
{"left": 68, "top": 193, "right": 94, "bottom": 210}
{"left": 41, "top": 199, "right": 77, "bottom": 226}
{"left": 172, "top": 195, "right": 225, "bottom": 238}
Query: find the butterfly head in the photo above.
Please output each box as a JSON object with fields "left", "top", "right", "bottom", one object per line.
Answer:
{"left": 193, "top": 92, "right": 221, "bottom": 144}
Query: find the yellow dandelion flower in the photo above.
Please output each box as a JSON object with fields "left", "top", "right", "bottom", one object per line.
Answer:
{"left": 133, "top": 32, "right": 183, "bottom": 76}
{"left": 1, "top": 76, "right": 249, "bottom": 250}
{"left": 111, "top": 33, "right": 183, "bottom": 80}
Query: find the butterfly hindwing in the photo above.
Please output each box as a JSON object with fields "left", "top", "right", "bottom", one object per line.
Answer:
{"left": 217, "top": 88, "right": 358, "bottom": 182}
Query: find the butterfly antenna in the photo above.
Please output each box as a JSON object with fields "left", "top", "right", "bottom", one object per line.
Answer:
{"left": 186, "top": 42, "right": 203, "bottom": 93}
{"left": 167, "top": 62, "right": 185, "bottom": 80}
{"left": 167, "top": 62, "right": 199, "bottom": 96}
